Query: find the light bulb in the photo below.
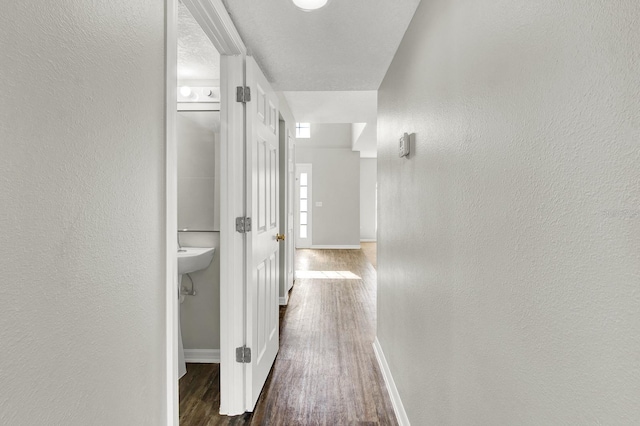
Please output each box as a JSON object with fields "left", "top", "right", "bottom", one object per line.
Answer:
{"left": 292, "top": 0, "right": 329, "bottom": 11}
{"left": 179, "top": 86, "right": 192, "bottom": 97}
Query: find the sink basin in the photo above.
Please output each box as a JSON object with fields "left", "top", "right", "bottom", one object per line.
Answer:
{"left": 177, "top": 247, "right": 215, "bottom": 274}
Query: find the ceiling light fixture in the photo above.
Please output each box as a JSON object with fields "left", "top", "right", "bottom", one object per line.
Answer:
{"left": 179, "top": 86, "right": 192, "bottom": 97}
{"left": 292, "top": 0, "right": 329, "bottom": 12}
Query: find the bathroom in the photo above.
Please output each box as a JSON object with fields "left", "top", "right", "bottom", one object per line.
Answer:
{"left": 176, "top": 1, "right": 222, "bottom": 379}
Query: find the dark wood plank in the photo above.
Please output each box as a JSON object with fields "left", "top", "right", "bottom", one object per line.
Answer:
{"left": 179, "top": 248, "right": 396, "bottom": 425}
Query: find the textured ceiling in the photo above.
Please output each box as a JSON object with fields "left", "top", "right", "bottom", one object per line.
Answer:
{"left": 178, "top": 2, "right": 220, "bottom": 81}
{"left": 222, "top": 0, "right": 420, "bottom": 90}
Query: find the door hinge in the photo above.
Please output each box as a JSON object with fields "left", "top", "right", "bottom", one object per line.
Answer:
{"left": 236, "top": 86, "right": 251, "bottom": 103}
{"left": 236, "top": 346, "right": 251, "bottom": 363}
{"left": 236, "top": 216, "right": 252, "bottom": 233}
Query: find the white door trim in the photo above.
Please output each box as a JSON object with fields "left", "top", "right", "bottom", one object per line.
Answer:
{"left": 219, "top": 54, "right": 246, "bottom": 415}
{"left": 285, "top": 132, "right": 295, "bottom": 293}
{"left": 181, "top": 0, "right": 246, "bottom": 56}
{"left": 165, "top": 1, "right": 179, "bottom": 424}
{"left": 166, "top": 0, "right": 248, "bottom": 422}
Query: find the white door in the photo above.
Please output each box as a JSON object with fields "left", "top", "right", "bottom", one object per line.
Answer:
{"left": 245, "top": 56, "right": 279, "bottom": 410}
{"left": 286, "top": 133, "right": 295, "bottom": 291}
{"left": 295, "top": 164, "right": 312, "bottom": 248}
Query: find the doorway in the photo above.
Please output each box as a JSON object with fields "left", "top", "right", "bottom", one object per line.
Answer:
{"left": 167, "top": 0, "right": 287, "bottom": 422}
{"left": 166, "top": 0, "right": 248, "bottom": 423}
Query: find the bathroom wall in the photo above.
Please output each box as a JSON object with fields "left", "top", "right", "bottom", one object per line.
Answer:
{"left": 0, "top": 0, "right": 166, "bottom": 424}
{"left": 377, "top": 0, "right": 640, "bottom": 424}
{"left": 177, "top": 110, "right": 220, "bottom": 231}
{"left": 177, "top": 109, "right": 221, "bottom": 352}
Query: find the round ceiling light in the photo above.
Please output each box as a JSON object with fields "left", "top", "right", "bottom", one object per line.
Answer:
{"left": 292, "top": 0, "right": 329, "bottom": 12}
{"left": 179, "top": 86, "right": 192, "bottom": 97}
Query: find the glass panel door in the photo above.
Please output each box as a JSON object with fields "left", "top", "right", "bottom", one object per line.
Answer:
{"left": 295, "top": 164, "right": 312, "bottom": 248}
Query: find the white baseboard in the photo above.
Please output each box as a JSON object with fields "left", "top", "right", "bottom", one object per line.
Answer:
{"left": 310, "top": 245, "right": 361, "bottom": 249}
{"left": 184, "top": 349, "right": 220, "bottom": 363}
{"left": 373, "top": 338, "right": 410, "bottom": 426}
{"left": 360, "top": 239, "right": 377, "bottom": 242}
{"left": 279, "top": 293, "right": 289, "bottom": 306}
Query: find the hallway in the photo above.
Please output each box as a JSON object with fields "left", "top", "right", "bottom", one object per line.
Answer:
{"left": 179, "top": 248, "right": 396, "bottom": 425}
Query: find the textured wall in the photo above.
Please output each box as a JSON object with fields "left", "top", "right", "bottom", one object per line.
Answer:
{"left": 377, "top": 0, "right": 640, "bottom": 424}
{"left": 0, "top": 1, "right": 166, "bottom": 424}
{"left": 360, "top": 158, "right": 377, "bottom": 240}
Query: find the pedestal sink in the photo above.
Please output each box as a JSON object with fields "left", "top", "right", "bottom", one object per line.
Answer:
{"left": 178, "top": 247, "right": 215, "bottom": 275}
{"left": 176, "top": 247, "right": 215, "bottom": 379}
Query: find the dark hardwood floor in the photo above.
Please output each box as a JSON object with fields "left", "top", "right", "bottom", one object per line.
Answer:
{"left": 179, "top": 247, "right": 396, "bottom": 425}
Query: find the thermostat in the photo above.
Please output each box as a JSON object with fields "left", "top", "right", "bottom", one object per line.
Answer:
{"left": 399, "top": 133, "right": 410, "bottom": 158}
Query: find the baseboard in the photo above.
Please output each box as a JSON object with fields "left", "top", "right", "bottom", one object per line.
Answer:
{"left": 360, "top": 239, "right": 377, "bottom": 242}
{"left": 310, "top": 245, "right": 361, "bottom": 249}
{"left": 373, "top": 338, "right": 410, "bottom": 426}
{"left": 184, "top": 349, "right": 220, "bottom": 363}
{"left": 279, "top": 293, "right": 289, "bottom": 306}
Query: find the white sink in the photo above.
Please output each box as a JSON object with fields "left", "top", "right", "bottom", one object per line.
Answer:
{"left": 177, "top": 247, "right": 215, "bottom": 274}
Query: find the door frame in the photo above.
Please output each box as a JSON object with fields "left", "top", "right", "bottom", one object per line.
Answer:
{"left": 278, "top": 123, "right": 296, "bottom": 304}
{"left": 285, "top": 130, "right": 296, "bottom": 296}
{"left": 165, "top": 0, "right": 247, "bottom": 423}
{"left": 165, "top": 1, "right": 178, "bottom": 423}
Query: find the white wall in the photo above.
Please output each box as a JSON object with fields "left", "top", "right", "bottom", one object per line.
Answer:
{"left": 177, "top": 110, "right": 221, "bottom": 351}
{"left": 177, "top": 110, "right": 220, "bottom": 231}
{"left": 360, "top": 158, "right": 377, "bottom": 241}
{"left": 377, "top": 0, "right": 640, "bottom": 425}
{"left": 296, "top": 124, "right": 360, "bottom": 247}
{"left": 0, "top": 1, "right": 166, "bottom": 425}
{"left": 179, "top": 232, "right": 220, "bottom": 350}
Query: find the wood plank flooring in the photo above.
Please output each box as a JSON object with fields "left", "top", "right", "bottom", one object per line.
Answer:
{"left": 179, "top": 247, "right": 396, "bottom": 425}
{"left": 360, "top": 243, "right": 377, "bottom": 269}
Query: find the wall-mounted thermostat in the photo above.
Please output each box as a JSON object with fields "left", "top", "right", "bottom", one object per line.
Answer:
{"left": 399, "top": 133, "right": 410, "bottom": 158}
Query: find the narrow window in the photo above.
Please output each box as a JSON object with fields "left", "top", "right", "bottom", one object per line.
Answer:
{"left": 299, "top": 172, "right": 308, "bottom": 238}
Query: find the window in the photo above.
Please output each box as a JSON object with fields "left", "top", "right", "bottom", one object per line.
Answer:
{"left": 296, "top": 164, "right": 312, "bottom": 248}
{"left": 295, "top": 122, "right": 310, "bottom": 139}
{"left": 299, "top": 172, "right": 308, "bottom": 238}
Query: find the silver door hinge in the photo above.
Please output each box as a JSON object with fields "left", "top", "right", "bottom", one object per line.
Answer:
{"left": 236, "top": 217, "right": 252, "bottom": 233}
{"left": 236, "top": 346, "right": 251, "bottom": 363}
{"left": 236, "top": 86, "right": 251, "bottom": 103}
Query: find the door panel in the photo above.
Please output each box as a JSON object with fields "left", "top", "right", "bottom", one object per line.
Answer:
{"left": 246, "top": 56, "right": 279, "bottom": 411}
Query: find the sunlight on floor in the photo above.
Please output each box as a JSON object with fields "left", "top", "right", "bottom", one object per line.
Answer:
{"left": 295, "top": 270, "right": 362, "bottom": 280}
